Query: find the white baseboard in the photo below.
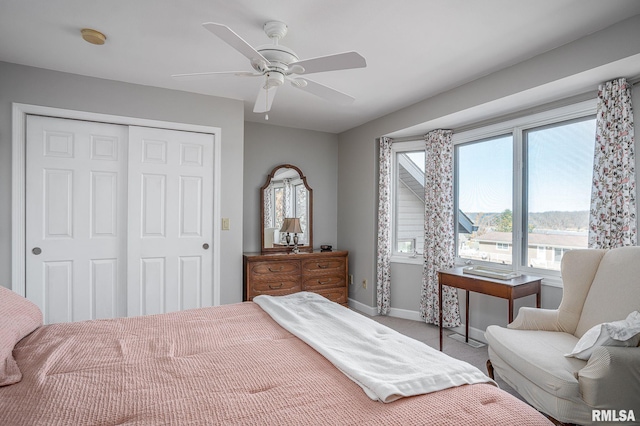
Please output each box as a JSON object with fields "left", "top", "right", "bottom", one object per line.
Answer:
{"left": 448, "top": 324, "right": 488, "bottom": 344}
{"left": 388, "top": 306, "right": 422, "bottom": 321}
{"left": 347, "top": 298, "right": 377, "bottom": 316}
{"left": 347, "top": 298, "right": 488, "bottom": 344}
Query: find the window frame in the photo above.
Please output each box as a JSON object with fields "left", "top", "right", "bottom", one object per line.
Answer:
{"left": 452, "top": 99, "right": 597, "bottom": 284}
{"left": 390, "top": 140, "right": 425, "bottom": 265}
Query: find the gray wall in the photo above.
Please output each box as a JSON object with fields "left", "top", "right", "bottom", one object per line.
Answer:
{"left": 0, "top": 61, "right": 245, "bottom": 305}
{"left": 243, "top": 121, "right": 339, "bottom": 253}
{"left": 337, "top": 15, "right": 640, "bottom": 332}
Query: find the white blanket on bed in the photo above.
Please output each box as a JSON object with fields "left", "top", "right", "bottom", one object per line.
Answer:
{"left": 253, "top": 292, "right": 495, "bottom": 403}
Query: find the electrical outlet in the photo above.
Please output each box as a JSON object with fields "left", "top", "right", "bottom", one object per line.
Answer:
{"left": 362, "top": 279, "right": 367, "bottom": 289}
{"left": 348, "top": 274, "right": 354, "bottom": 285}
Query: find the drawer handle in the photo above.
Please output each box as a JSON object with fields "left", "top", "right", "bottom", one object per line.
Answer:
{"left": 269, "top": 283, "right": 284, "bottom": 289}
{"left": 268, "top": 266, "right": 284, "bottom": 272}
{"left": 317, "top": 278, "right": 333, "bottom": 285}
{"left": 317, "top": 263, "right": 329, "bottom": 269}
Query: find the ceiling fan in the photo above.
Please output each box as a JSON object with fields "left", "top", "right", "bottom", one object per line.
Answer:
{"left": 172, "top": 21, "right": 366, "bottom": 117}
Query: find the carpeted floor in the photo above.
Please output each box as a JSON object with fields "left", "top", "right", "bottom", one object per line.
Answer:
{"left": 363, "top": 313, "right": 526, "bottom": 403}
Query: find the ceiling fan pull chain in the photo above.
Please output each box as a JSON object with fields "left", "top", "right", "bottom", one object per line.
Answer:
{"left": 265, "top": 73, "right": 269, "bottom": 120}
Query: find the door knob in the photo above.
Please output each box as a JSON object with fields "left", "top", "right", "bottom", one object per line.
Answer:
{"left": 203, "top": 243, "right": 209, "bottom": 250}
{"left": 32, "top": 247, "right": 42, "bottom": 255}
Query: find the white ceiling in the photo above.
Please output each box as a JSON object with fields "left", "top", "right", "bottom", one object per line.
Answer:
{"left": 2, "top": 0, "right": 640, "bottom": 134}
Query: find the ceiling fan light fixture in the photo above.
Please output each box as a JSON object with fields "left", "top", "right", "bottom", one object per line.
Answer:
{"left": 81, "top": 28, "right": 106, "bottom": 45}
{"left": 264, "top": 72, "right": 285, "bottom": 89}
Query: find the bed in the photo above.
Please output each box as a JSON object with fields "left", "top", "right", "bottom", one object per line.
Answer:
{"left": 1, "top": 287, "right": 551, "bottom": 425}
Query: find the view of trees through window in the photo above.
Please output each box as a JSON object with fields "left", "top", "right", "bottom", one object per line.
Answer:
{"left": 456, "top": 117, "right": 596, "bottom": 271}
{"left": 457, "top": 135, "right": 513, "bottom": 265}
{"left": 390, "top": 108, "right": 596, "bottom": 272}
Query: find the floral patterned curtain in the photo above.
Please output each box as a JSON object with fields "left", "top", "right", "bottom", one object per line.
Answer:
{"left": 264, "top": 183, "right": 274, "bottom": 228}
{"left": 588, "top": 78, "right": 637, "bottom": 249}
{"left": 376, "top": 137, "right": 393, "bottom": 315}
{"left": 420, "top": 130, "right": 461, "bottom": 327}
{"left": 283, "top": 178, "right": 293, "bottom": 218}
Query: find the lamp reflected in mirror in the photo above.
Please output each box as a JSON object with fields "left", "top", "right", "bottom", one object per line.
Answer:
{"left": 280, "top": 217, "right": 303, "bottom": 253}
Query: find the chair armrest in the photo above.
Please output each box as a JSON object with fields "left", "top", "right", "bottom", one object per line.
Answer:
{"left": 578, "top": 346, "right": 640, "bottom": 408}
{"left": 507, "top": 307, "right": 562, "bottom": 331}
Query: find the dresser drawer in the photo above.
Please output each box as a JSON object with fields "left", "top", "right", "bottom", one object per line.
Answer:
{"left": 314, "top": 287, "right": 347, "bottom": 305}
{"left": 301, "top": 257, "right": 345, "bottom": 275}
{"left": 250, "top": 261, "right": 300, "bottom": 278}
{"left": 249, "top": 280, "right": 301, "bottom": 298}
{"left": 302, "top": 275, "right": 345, "bottom": 290}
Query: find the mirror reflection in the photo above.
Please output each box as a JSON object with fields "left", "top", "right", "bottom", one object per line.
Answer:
{"left": 261, "top": 164, "right": 312, "bottom": 253}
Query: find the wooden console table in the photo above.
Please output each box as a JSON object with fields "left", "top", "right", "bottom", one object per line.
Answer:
{"left": 437, "top": 267, "right": 542, "bottom": 350}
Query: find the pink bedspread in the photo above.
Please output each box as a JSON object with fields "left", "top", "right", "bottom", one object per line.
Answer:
{"left": 0, "top": 302, "right": 551, "bottom": 425}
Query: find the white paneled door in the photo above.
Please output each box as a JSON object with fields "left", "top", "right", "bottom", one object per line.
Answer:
{"left": 26, "top": 116, "right": 214, "bottom": 324}
{"left": 26, "top": 116, "right": 128, "bottom": 323}
{"left": 127, "top": 126, "right": 214, "bottom": 316}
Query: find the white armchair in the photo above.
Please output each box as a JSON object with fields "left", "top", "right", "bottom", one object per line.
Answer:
{"left": 485, "top": 247, "right": 640, "bottom": 425}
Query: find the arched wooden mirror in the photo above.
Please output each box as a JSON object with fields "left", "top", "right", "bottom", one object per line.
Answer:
{"left": 260, "top": 164, "right": 313, "bottom": 253}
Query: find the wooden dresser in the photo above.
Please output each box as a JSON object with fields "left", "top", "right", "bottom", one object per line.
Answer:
{"left": 243, "top": 250, "right": 349, "bottom": 305}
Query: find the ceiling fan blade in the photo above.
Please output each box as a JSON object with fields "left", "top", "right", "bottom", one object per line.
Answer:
{"left": 202, "top": 22, "right": 268, "bottom": 66}
{"left": 172, "top": 71, "right": 261, "bottom": 80}
{"left": 253, "top": 85, "right": 278, "bottom": 113}
{"left": 291, "top": 78, "right": 355, "bottom": 104}
{"left": 289, "top": 51, "right": 366, "bottom": 75}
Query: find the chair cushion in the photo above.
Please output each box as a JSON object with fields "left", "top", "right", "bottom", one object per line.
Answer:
{"left": 488, "top": 347, "right": 594, "bottom": 425}
{"left": 485, "top": 325, "right": 586, "bottom": 398}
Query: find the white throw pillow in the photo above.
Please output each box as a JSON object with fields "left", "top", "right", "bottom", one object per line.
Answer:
{"left": 565, "top": 311, "right": 640, "bottom": 361}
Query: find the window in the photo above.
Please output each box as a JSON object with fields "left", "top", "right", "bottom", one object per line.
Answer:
{"left": 454, "top": 100, "right": 596, "bottom": 275}
{"left": 294, "top": 183, "right": 308, "bottom": 243}
{"left": 397, "top": 238, "right": 416, "bottom": 253}
{"left": 271, "top": 179, "right": 309, "bottom": 244}
{"left": 524, "top": 118, "right": 594, "bottom": 270}
{"left": 457, "top": 135, "right": 513, "bottom": 265}
{"left": 391, "top": 142, "right": 425, "bottom": 260}
{"left": 554, "top": 247, "right": 568, "bottom": 262}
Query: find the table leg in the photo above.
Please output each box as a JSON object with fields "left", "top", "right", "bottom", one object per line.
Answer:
{"left": 465, "top": 290, "right": 469, "bottom": 343}
{"left": 536, "top": 290, "right": 541, "bottom": 308}
{"left": 439, "top": 279, "right": 443, "bottom": 351}
{"left": 508, "top": 299, "right": 514, "bottom": 323}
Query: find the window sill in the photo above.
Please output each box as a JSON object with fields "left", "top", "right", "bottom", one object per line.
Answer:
{"left": 390, "top": 255, "right": 423, "bottom": 265}
{"left": 454, "top": 259, "right": 564, "bottom": 287}
{"left": 538, "top": 273, "right": 563, "bottom": 288}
